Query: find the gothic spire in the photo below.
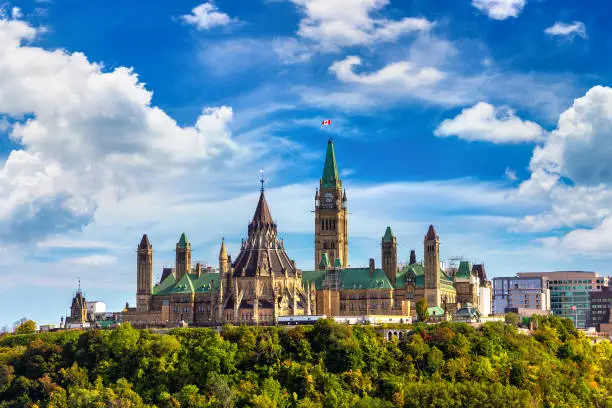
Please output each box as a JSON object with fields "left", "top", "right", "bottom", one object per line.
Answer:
{"left": 139, "top": 234, "right": 151, "bottom": 249}
{"left": 425, "top": 225, "right": 438, "bottom": 241}
{"left": 382, "top": 226, "right": 394, "bottom": 243}
{"left": 321, "top": 138, "right": 340, "bottom": 189}
{"left": 219, "top": 237, "right": 227, "bottom": 260}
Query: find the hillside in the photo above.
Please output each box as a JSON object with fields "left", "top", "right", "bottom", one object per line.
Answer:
{"left": 0, "top": 317, "right": 610, "bottom": 407}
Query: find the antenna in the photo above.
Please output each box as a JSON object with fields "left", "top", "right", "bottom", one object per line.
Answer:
{"left": 260, "top": 169, "right": 265, "bottom": 192}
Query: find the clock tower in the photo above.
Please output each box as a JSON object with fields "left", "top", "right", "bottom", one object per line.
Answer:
{"left": 315, "top": 138, "right": 348, "bottom": 269}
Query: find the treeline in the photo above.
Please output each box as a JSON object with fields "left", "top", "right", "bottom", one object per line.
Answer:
{"left": 0, "top": 316, "right": 611, "bottom": 407}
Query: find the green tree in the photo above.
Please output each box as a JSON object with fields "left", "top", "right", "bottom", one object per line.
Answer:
{"left": 415, "top": 299, "right": 429, "bottom": 322}
{"left": 505, "top": 313, "right": 520, "bottom": 327}
{"left": 14, "top": 320, "right": 36, "bottom": 335}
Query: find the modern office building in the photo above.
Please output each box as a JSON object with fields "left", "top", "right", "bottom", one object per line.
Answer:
{"left": 589, "top": 286, "right": 612, "bottom": 331}
{"left": 492, "top": 276, "right": 550, "bottom": 315}
{"left": 517, "top": 272, "right": 609, "bottom": 328}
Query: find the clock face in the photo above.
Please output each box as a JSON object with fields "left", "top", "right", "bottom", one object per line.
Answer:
{"left": 323, "top": 192, "right": 333, "bottom": 204}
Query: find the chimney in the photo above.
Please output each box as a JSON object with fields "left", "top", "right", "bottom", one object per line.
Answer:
{"left": 195, "top": 263, "right": 202, "bottom": 278}
{"left": 409, "top": 250, "right": 416, "bottom": 265}
{"left": 369, "top": 258, "right": 375, "bottom": 276}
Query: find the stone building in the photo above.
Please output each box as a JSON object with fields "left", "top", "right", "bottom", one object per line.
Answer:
{"left": 124, "top": 138, "right": 491, "bottom": 326}
{"left": 124, "top": 181, "right": 311, "bottom": 327}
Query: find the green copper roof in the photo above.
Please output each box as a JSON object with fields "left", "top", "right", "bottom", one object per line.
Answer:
{"left": 153, "top": 273, "right": 177, "bottom": 295}
{"left": 302, "top": 267, "right": 393, "bottom": 290}
{"left": 455, "top": 261, "right": 473, "bottom": 279}
{"left": 321, "top": 139, "right": 341, "bottom": 189}
{"left": 154, "top": 272, "right": 219, "bottom": 295}
{"left": 394, "top": 263, "right": 455, "bottom": 291}
{"left": 177, "top": 233, "right": 189, "bottom": 249}
{"left": 171, "top": 273, "right": 195, "bottom": 294}
{"left": 334, "top": 258, "right": 342, "bottom": 268}
{"left": 427, "top": 306, "right": 445, "bottom": 317}
{"left": 319, "top": 253, "right": 330, "bottom": 269}
{"left": 302, "top": 269, "right": 326, "bottom": 289}
{"left": 382, "top": 226, "right": 394, "bottom": 243}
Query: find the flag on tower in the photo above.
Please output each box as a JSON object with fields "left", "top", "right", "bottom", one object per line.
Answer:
{"left": 321, "top": 119, "right": 331, "bottom": 126}
{"left": 571, "top": 306, "right": 576, "bottom": 310}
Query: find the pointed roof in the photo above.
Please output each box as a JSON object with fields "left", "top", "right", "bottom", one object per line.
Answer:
{"left": 139, "top": 234, "right": 151, "bottom": 249}
{"left": 382, "top": 226, "right": 394, "bottom": 243}
{"left": 334, "top": 258, "right": 342, "bottom": 268}
{"left": 251, "top": 191, "right": 274, "bottom": 227}
{"left": 425, "top": 225, "right": 438, "bottom": 240}
{"left": 319, "top": 253, "right": 330, "bottom": 269}
{"left": 177, "top": 233, "right": 189, "bottom": 249}
{"left": 321, "top": 138, "right": 341, "bottom": 189}
{"left": 219, "top": 238, "right": 227, "bottom": 259}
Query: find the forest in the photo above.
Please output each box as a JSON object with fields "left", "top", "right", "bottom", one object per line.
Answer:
{"left": 0, "top": 316, "right": 611, "bottom": 407}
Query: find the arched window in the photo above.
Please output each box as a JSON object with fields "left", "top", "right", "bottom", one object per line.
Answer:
{"left": 323, "top": 242, "right": 328, "bottom": 249}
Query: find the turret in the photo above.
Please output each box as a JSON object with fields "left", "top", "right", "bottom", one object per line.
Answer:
{"left": 219, "top": 238, "right": 229, "bottom": 275}
{"left": 137, "top": 234, "right": 153, "bottom": 312}
{"left": 175, "top": 232, "right": 192, "bottom": 282}
{"left": 381, "top": 226, "right": 397, "bottom": 285}
{"left": 424, "top": 225, "right": 441, "bottom": 307}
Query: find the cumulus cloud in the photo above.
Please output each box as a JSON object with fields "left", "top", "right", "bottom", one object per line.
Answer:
{"left": 330, "top": 55, "right": 444, "bottom": 89}
{"left": 545, "top": 21, "right": 587, "bottom": 39}
{"left": 515, "top": 86, "right": 612, "bottom": 253}
{"left": 0, "top": 17, "right": 241, "bottom": 243}
{"left": 180, "top": 2, "right": 236, "bottom": 30}
{"left": 434, "top": 102, "right": 546, "bottom": 144}
{"left": 472, "top": 0, "right": 526, "bottom": 20}
{"left": 289, "top": 0, "right": 432, "bottom": 50}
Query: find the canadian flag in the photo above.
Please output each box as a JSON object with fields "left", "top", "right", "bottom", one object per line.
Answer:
{"left": 321, "top": 119, "right": 331, "bottom": 126}
{"left": 571, "top": 306, "right": 576, "bottom": 311}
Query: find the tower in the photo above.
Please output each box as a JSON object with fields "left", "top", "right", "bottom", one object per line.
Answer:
{"left": 315, "top": 138, "right": 348, "bottom": 269}
{"left": 175, "top": 232, "right": 192, "bottom": 282}
{"left": 136, "top": 234, "right": 153, "bottom": 312}
{"left": 381, "top": 226, "right": 398, "bottom": 285}
{"left": 68, "top": 279, "right": 88, "bottom": 324}
{"left": 219, "top": 237, "right": 229, "bottom": 275}
{"left": 424, "top": 225, "right": 441, "bottom": 307}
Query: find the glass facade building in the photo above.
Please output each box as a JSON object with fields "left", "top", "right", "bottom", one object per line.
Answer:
{"left": 517, "top": 272, "right": 609, "bottom": 329}
{"left": 492, "top": 276, "right": 550, "bottom": 315}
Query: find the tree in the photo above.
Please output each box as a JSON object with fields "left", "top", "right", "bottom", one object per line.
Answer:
{"left": 505, "top": 313, "right": 520, "bottom": 327}
{"left": 15, "top": 320, "right": 37, "bottom": 334}
{"left": 415, "top": 299, "right": 429, "bottom": 322}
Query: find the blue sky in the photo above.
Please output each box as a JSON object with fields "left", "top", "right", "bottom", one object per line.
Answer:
{"left": 1, "top": 0, "right": 612, "bottom": 328}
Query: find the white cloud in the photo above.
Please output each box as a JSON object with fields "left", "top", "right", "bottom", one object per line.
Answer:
{"left": 11, "top": 7, "right": 22, "bottom": 19}
{"left": 545, "top": 21, "right": 587, "bottom": 39}
{"left": 272, "top": 37, "right": 313, "bottom": 64}
{"left": 65, "top": 254, "right": 117, "bottom": 266}
{"left": 0, "top": 17, "right": 247, "bottom": 243}
{"left": 330, "top": 55, "right": 444, "bottom": 89}
{"left": 472, "top": 0, "right": 526, "bottom": 20}
{"left": 515, "top": 86, "right": 612, "bottom": 253}
{"left": 181, "top": 2, "right": 236, "bottom": 30}
{"left": 289, "top": 0, "right": 432, "bottom": 50}
{"left": 505, "top": 167, "right": 517, "bottom": 181}
{"left": 434, "top": 102, "right": 546, "bottom": 144}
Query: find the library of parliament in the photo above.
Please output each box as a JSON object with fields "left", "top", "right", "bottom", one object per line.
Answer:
{"left": 123, "top": 139, "right": 492, "bottom": 327}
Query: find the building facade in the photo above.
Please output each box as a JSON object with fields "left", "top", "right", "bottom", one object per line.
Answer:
{"left": 124, "top": 139, "right": 491, "bottom": 327}
{"left": 589, "top": 286, "right": 612, "bottom": 331}
{"left": 493, "top": 276, "right": 550, "bottom": 315}
{"left": 517, "top": 272, "right": 609, "bottom": 328}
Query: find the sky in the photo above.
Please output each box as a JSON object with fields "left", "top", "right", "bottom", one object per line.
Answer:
{"left": 1, "top": 0, "right": 612, "bottom": 328}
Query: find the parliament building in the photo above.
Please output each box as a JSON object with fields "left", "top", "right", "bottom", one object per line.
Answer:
{"left": 123, "top": 139, "right": 491, "bottom": 327}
